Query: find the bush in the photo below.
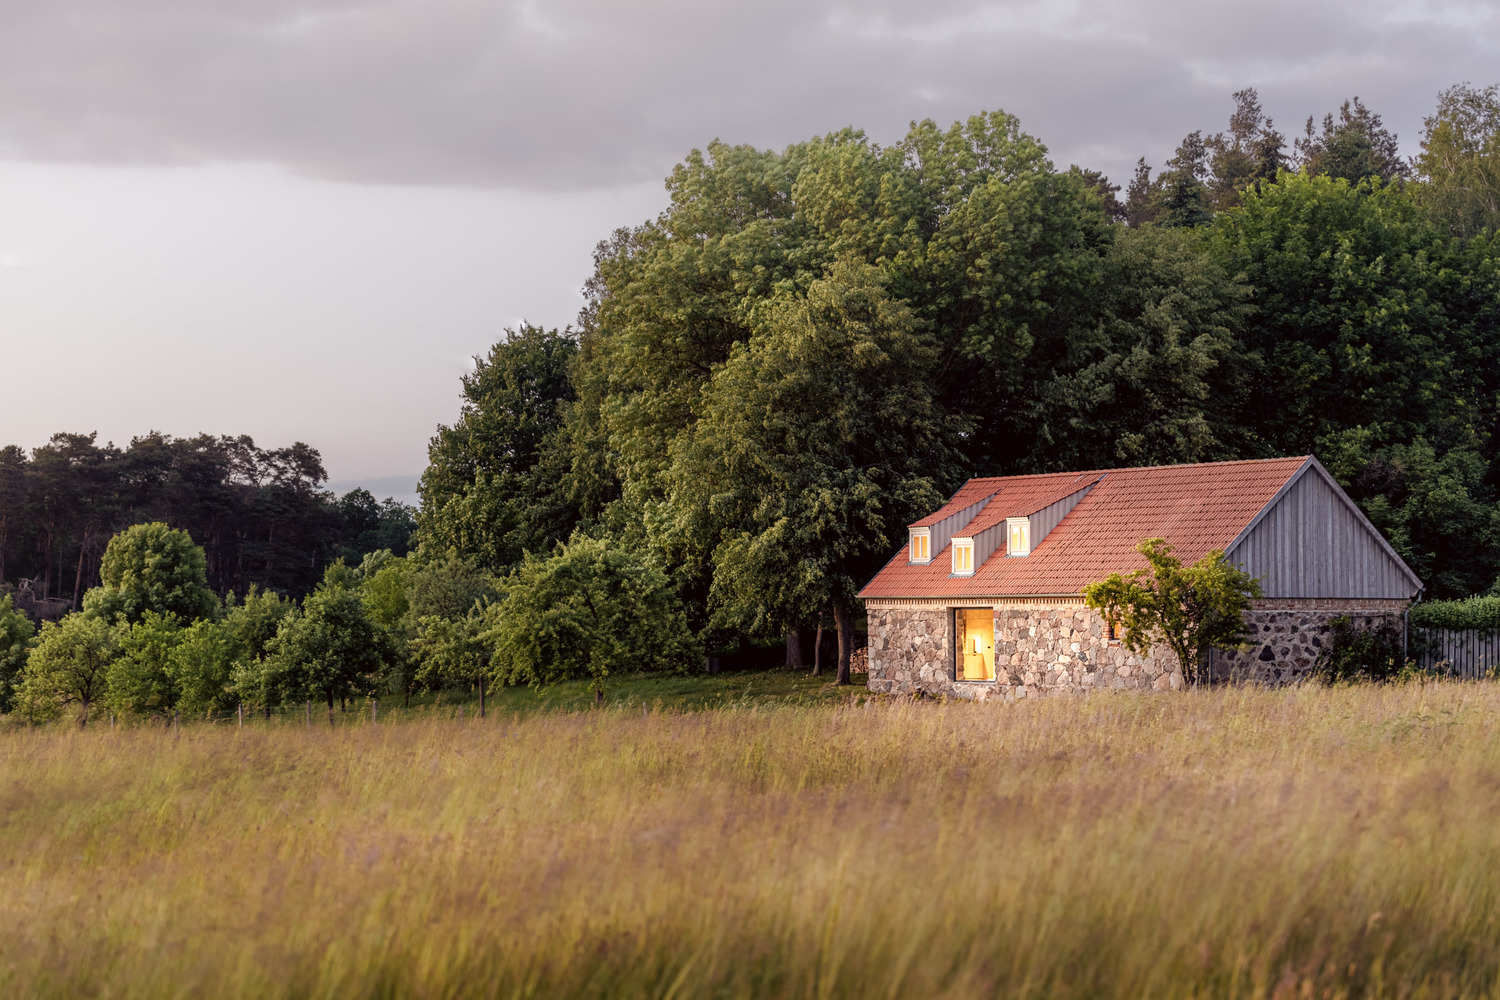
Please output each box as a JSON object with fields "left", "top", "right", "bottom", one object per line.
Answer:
{"left": 1316, "top": 615, "right": 1408, "bottom": 682}
{"left": 1409, "top": 596, "right": 1500, "bottom": 632}
{"left": 0, "top": 594, "right": 35, "bottom": 714}
{"left": 487, "top": 537, "right": 702, "bottom": 698}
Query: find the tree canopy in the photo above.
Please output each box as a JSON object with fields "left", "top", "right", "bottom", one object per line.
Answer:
{"left": 85, "top": 523, "right": 219, "bottom": 625}
{"left": 486, "top": 537, "right": 702, "bottom": 699}
{"left": 0, "top": 431, "right": 413, "bottom": 606}
{"left": 1083, "top": 539, "right": 1263, "bottom": 686}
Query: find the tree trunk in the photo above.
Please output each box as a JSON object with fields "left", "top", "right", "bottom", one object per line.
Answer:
{"left": 479, "top": 675, "right": 486, "bottom": 719}
{"left": 71, "top": 528, "right": 90, "bottom": 612}
{"left": 834, "top": 604, "right": 854, "bottom": 686}
{"left": 326, "top": 689, "right": 335, "bottom": 726}
{"left": 79, "top": 696, "right": 90, "bottom": 729}
{"left": 41, "top": 530, "right": 54, "bottom": 601}
{"left": 812, "top": 622, "right": 824, "bottom": 676}
{"left": 785, "top": 630, "right": 807, "bottom": 668}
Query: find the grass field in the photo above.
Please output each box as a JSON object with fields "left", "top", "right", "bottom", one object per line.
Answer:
{"left": 4, "top": 678, "right": 1500, "bottom": 998}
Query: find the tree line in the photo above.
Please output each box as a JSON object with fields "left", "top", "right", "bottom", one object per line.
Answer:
{"left": 7, "top": 83, "right": 1500, "bottom": 709}
{"left": 0, "top": 522, "right": 698, "bottom": 724}
{"left": 416, "top": 84, "right": 1500, "bottom": 682}
{"left": 0, "top": 432, "right": 415, "bottom": 609}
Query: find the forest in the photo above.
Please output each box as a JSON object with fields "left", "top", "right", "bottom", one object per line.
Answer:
{"left": 0, "top": 432, "right": 414, "bottom": 607}
{"left": 3, "top": 82, "right": 1500, "bottom": 720}
{"left": 418, "top": 84, "right": 1500, "bottom": 664}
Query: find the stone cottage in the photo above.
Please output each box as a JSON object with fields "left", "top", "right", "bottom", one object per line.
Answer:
{"left": 859, "top": 456, "right": 1422, "bottom": 699}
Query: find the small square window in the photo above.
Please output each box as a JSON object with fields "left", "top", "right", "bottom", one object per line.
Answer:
{"left": 952, "top": 540, "right": 974, "bottom": 575}
{"left": 1007, "top": 517, "right": 1030, "bottom": 557}
{"left": 909, "top": 531, "right": 930, "bottom": 563}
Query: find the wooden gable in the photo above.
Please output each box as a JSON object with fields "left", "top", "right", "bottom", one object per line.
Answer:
{"left": 1225, "top": 458, "right": 1421, "bottom": 600}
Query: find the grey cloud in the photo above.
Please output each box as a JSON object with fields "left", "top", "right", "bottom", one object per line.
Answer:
{"left": 0, "top": 0, "right": 1495, "bottom": 191}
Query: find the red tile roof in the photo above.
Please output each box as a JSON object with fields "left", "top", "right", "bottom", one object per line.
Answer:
{"left": 861, "top": 457, "right": 1310, "bottom": 599}
{"left": 955, "top": 472, "right": 1103, "bottom": 538}
{"left": 908, "top": 480, "right": 996, "bottom": 527}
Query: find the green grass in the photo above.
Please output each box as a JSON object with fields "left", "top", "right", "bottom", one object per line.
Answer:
{"left": 6, "top": 681, "right": 1500, "bottom": 997}
{"left": 418, "top": 666, "right": 858, "bottom": 718}
{"left": 222, "top": 668, "right": 859, "bottom": 728}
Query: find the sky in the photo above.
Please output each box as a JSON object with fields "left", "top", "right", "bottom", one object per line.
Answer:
{"left": 1, "top": 0, "right": 1496, "bottom": 505}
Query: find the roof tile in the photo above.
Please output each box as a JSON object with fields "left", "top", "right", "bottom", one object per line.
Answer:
{"left": 862, "top": 457, "right": 1309, "bottom": 599}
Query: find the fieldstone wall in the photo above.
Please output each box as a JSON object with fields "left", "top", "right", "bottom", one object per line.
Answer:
{"left": 867, "top": 608, "right": 953, "bottom": 694}
{"left": 1210, "top": 607, "right": 1403, "bottom": 684}
{"left": 867, "top": 602, "right": 1408, "bottom": 698}
{"left": 868, "top": 605, "right": 1182, "bottom": 701}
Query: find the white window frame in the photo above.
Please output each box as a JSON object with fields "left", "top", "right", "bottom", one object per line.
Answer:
{"left": 909, "top": 528, "right": 931, "bottom": 564}
{"left": 952, "top": 538, "right": 975, "bottom": 576}
{"left": 1006, "top": 517, "right": 1031, "bottom": 557}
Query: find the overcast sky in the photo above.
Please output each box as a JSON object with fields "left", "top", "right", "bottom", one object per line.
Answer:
{"left": 1, "top": 0, "right": 1496, "bottom": 501}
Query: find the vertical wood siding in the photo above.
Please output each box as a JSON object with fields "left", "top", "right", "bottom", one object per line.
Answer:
{"left": 1029, "top": 481, "right": 1098, "bottom": 552}
{"left": 929, "top": 496, "right": 991, "bottom": 559}
{"left": 1227, "top": 468, "right": 1415, "bottom": 599}
{"left": 966, "top": 521, "right": 1008, "bottom": 568}
{"left": 1414, "top": 629, "right": 1500, "bottom": 678}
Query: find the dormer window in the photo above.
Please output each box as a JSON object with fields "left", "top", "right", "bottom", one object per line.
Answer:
{"left": 909, "top": 528, "right": 931, "bottom": 564}
{"left": 1007, "top": 517, "right": 1030, "bottom": 557}
{"left": 952, "top": 538, "right": 974, "bottom": 576}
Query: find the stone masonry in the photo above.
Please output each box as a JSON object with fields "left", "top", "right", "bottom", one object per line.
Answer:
{"left": 867, "top": 601, "right": 1407, "bottom": 699}
{"left": 1210, "top": 606, "right": 1403, "bottom": 683}
{"left": 867, "top": 605, "right": 1181, "bottom": 702}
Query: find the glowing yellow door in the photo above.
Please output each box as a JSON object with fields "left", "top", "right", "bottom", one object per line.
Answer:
{"left": 959, "top": 609, "right": 995, "bottom": 681}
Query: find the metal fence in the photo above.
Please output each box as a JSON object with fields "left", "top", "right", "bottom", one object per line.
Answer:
{"left": 1412, "top": 628, "right": 1500, "bottom": 679}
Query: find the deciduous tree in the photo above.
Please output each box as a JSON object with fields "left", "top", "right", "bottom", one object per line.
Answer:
{"left": 412, "top": 612, "right": 493, "bottom": 715}
{"left": 265, "top": 585, "right": 384, "bottom": 724}
{"left": 107, "top": 611, "right": 184, "bottom": 720}
{"left": 671, "top": 261, "right": 953, "bottom": 683}
{"left": 18, "top": 612, "right": 117, "bottom": 725}
{"left": 0, "top": 594, "right": 35, "bottom": 713}
{"left": 86, "top": 523, "right": 218, "bottom": 624}
{"left": 417, "top": 325, "right": 580, "bottom": 573}
{"left": 1416, "top": 82, "right": 1500, "bottom": 237}
{"left": 1083, "top": 538, "right": 1261, "bottom": 686}
{"left": 225, "top": 586, "right": 296, "bottom": 717}
{"left": 486, "top": 537, "right": 701, "bottom": 700}
{"left": 1295, "top": 97, "right": 1409, "bottom": 185}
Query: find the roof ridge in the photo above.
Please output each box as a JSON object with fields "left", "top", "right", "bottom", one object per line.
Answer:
{"left": 961, "top": 455, "right": 1308, "bottom": 486}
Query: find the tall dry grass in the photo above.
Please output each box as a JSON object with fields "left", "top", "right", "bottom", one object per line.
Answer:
{"left": 3, "top": 683, "right": 1500, "bottom": 998}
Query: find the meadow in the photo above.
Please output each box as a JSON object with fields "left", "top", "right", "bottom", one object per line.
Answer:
{"left": 3, "top": 679, "right": 1500, "bottom": 998}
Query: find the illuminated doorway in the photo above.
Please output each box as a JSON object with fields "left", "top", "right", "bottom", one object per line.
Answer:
{"left": 955, "top": 608, "right": 995, "bottom": 681}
